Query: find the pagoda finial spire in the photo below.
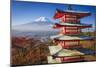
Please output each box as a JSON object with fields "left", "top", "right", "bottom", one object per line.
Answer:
{"left": 68, "top": 5, "right": 72, "bottom": 10}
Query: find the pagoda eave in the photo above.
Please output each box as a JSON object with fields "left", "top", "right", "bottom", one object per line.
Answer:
{"left": 54, "top": 9, "right": 91, "bottom": 19}
{"left": 51, "top": 35, "right": 94, "bottom": 42}
{"left": 52, "top": 55, "right": 84, "bottom": 58}
{"left": 49, "top": 46, "right": 95, "bottom": 58}
{"left": 53, "top": 23, "right": 92, "bottom": 29}
{"left": 53, "top": 38, "right": 93, "bottom": 42}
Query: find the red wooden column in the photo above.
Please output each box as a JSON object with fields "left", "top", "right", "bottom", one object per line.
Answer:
{"left": 78, "top": 40, "right": 81, "bottom": 48}
{"left": 61, "top": 15, "right": 66, "bottom": 23}
{"left": 65, "top": 14, "right": 67, "bottom": 22}
{"left": 63, "top": 41, "right": 66, "bottom": 48}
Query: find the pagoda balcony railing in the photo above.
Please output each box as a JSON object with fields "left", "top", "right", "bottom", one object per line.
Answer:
{"left": 61, "top": 44, "right": 82, "bottom": 49}
{"left": 60, "top": 19, "right": 80, "bottom": 23}
{"left": 60, "top": 31, "right": 81, "bottom": 35}
{"left": 60, "top": 56, "right": 84, "bottom": 63}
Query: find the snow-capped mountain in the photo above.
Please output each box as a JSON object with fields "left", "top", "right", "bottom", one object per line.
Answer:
{"left": 34, "top": 16, "right": 51, "bottom": 22}
{"left": 12, "top": 17, "right": 58, "bottom": 32}
{"left": 12, "top": 17, "right": 58, "bottom": 37}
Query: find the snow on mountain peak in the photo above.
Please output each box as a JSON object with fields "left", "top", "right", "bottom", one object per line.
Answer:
{"left": 34, "top": 16, "right": 51, "bottom": 22}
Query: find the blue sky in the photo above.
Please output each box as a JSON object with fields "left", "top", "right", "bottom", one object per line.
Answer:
{"left": 12, "top": 0, "right": 96, "bottom": 28}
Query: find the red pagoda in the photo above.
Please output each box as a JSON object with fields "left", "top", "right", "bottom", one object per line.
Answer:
{"left": 47, "top": 6, "right": 95, "bottom": 63}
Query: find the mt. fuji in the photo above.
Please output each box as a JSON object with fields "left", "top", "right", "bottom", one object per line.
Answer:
{"left": 12, "top": 17, "right": 58, "bottom": 36}
{"left": 12, "top": 17, "right": 58, "bottom": 37}
{"left": 34, "top": 16, "right": 52, "bottom": 22}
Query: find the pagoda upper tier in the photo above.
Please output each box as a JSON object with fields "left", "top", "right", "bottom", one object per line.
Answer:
{"left": 54, "top": 9, "right": 91, "bottom": 19}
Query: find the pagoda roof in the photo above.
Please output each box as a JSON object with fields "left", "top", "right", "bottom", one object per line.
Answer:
{"left": 49, "top": 46, "right": 95, "bottom": 57}
{"left": 54, "top": 9, "right": 91, "bottom": 19}
{"left": 70, "top": 48, "right": 96, "bottom": 55}
{"left": 47, "top": 56, "right": 61, "bottom": 63}
{"left": 54, "top": 23, "right": 92, "bottom": 28}
{"left": 49, "top": 45, "right": 84, "bottom": 57}
{"left": 51, "top": 34, "right": 93, "bottom": 41}
{"left": 54, "top": 49, "right": 84, "bottom": 57}
{"left": 49, "top": 45, "right": 62, "bottom": 55}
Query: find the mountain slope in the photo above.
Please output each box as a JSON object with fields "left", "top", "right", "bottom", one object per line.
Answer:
{"left": 12, "top": 17, "right": 58, "bottom": 32}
